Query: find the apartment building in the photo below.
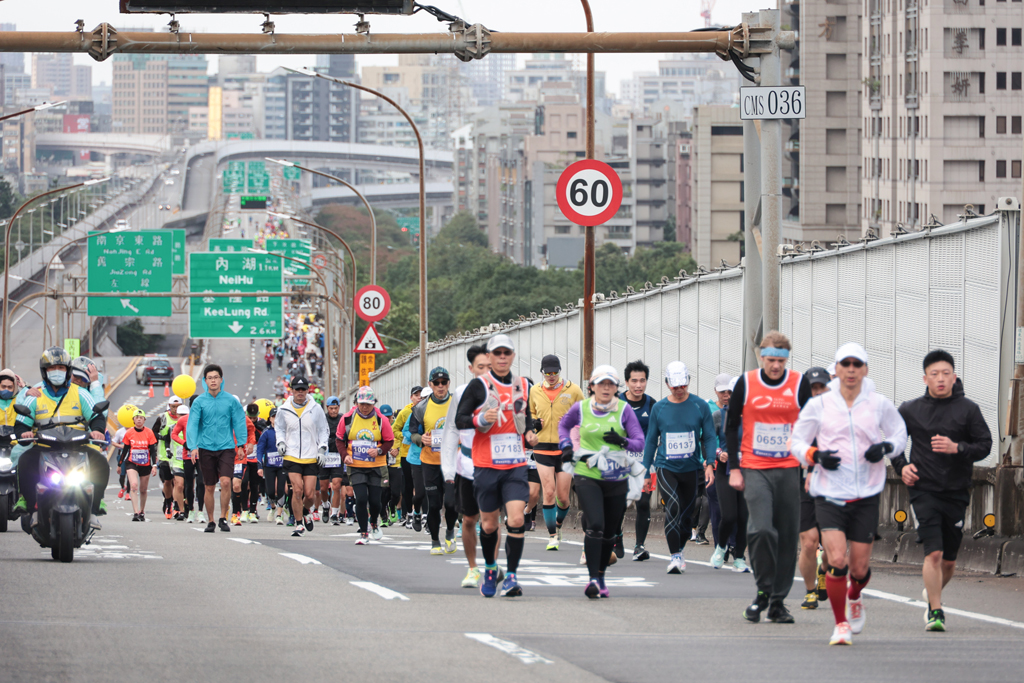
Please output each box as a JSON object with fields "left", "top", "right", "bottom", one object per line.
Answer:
{"left": 689, "top": 105, "right": 744, "bottom": 268}
{"left": 31, "top": 53, "right": 72, "bottom": 98}
{"left": 112, "top": 55, "right": 168, "bottom": 134}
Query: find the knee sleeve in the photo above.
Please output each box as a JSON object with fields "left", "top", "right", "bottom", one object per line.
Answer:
{"left": 827, "top": 565, "right": 849, "bottom": 578}
{"left": 505, "top": 522, "right": 526, "bottom": 535}
{"left": 584, "top": 528, "right": 604, "bottom": 541}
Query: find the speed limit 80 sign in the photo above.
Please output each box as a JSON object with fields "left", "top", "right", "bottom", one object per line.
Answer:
{"left": 354, "top": 284, "right": 391, "bottom": 323}
{"left": 556, "top": 159, "right": 623, "bottom": 227}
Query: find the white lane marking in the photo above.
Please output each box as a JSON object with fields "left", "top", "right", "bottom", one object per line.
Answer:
{"left": 350, "top": 581, "right": 410, "bottom": 601}
{"left": 228, "top": 538, "right": 262, "bottom": 545}
{"left": 464, "top": 633, "right": 554, "bottom": 665}
{"left": 279, "top": 552, "right": 321, "bottom": 565}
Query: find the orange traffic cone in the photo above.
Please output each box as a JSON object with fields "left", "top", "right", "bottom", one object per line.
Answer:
{"left": 148, "top": 383, "right": 154, "bottom": 398}
{"left": 163, "top": 383, "right": 170, "bottom": 397}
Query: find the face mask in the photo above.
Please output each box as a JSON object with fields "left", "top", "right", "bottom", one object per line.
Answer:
{"left": 0, "top": 390, "right": 14, "bottom": 400}
{"left": 47, "top": 370, "right": 67, "bottom": 386}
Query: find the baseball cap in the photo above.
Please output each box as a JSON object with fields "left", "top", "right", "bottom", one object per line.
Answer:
{"left": 827, "top": 362, "right": 836, "bottom": 376}
{"left": 325, "top": 395, "right": 341, "bottom": 406}
{"left": 541, "top": 354, "right": 562, "bottom": 373}
{"left": 177, "top": 405, "right": 190, "bottom": 416}
{"left": 834, "top": 342, "right": 869, "bottom": 365}
{"left": 380, "top": 404, "right": 394, "bottom": 418}
{"left": 664, "top": 361, "right": 690, "bottom": 387}
{"left": 429, "top": 366, "right": 450, "bottom": 382}
{"left": 290, "top": 376, "right": 309, "bottom": 390}
{"left": 410, "top": 385, "right": 423, "bottom": 396}
{"left": 356, "top": 386, "right": 376, "bottom": 404}
{"left": 420, "top": 387, "right": 431, "bottom": 398}
{"left": 805, "top": 366, "right": 830, "bottom": 386}
{"left": 168, "top": 396, "right": 183, "bottom": 406}
{"left": 487, "top": 334, "right": 515, "bottom": 353}
{"left": 590, "top": 364, "right": 620, "bottom": 386}
{"left": 714, "top": 373, "right": 733, "bottom": 392}
{"left": 132, "top": 408, "right": 147, "bottom": 419}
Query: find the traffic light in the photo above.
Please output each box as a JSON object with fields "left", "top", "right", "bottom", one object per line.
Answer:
{"left": 121, "top": 0, "right": 413, "bottom": 13}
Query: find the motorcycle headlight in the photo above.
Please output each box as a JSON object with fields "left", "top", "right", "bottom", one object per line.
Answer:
{"left": 67, "top": 469, "right": 86, "bottom": 487}
{"left": 48, "top": 470, "right": 63, "bottom": 486}
{"left": 0, "top": 457, "right": 12, "bottom": 473}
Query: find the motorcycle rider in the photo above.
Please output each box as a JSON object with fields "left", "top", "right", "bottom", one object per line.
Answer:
{"left": 0, "top": 369, "right": 19, "bottom": 428}
{"left": 12, "top": 348, "right": 108, "bottom": 529}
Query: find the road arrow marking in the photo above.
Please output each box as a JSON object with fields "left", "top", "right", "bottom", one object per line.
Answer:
{"left": 120, "top": 299, "right": 139, "bottom": 313}
{"left": 228, "top": 321, "right": 244, "bottom": 334}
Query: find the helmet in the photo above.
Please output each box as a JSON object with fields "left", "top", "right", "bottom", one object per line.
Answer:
{"left": 70, "top": 355, "right": 94, "bottom": 385}
{"left": 40, "top": 347, "right": 72, "bottom": 389}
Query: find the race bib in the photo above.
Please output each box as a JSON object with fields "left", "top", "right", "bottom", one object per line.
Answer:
{"left": 490, "top": 433, "right": 526, "bottom": 465}
{"left": 323, "top": 452, "right": 342, "bottom": 468}
{"left": 352, "top": 439, "right": 377, "bottom": 462}
{"left": 627, "top": 450, "right": 644, "bottom": 461}
{"left": 665, "top": 431, "right": 696, "bottom": 460}
{"left": 130, "top": 448, "right": 149, "bottom": 465}
{"left": 234, "top": 462, "right": 243, "bottom": 475}
{"left": 601, "top": 459, "right": 630, "bottom": 481}
{"left": 753, "top": 422, "right": 791, "bottom": 458}
{"left": 431, "top": 431, "right": 443, "bottom": 450}
{"left": 266, "top": 451, "right": 283, "bottom": 467}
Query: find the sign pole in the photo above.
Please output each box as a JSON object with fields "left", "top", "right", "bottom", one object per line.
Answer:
{"left": 759, "top": 7, "right": 783, "bottom": 334}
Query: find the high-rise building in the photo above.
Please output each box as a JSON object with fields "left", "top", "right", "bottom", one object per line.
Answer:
{"left": 219, "top": 55, "right": 257, "bottom": 78}
{"left": 166, "top": 55, "right": 209, "bottom": 137}
{"left": 460, "top": 53, "right": 516, "bottom": 106}
{"left": 0, "top": 23, "right": 24, "bottom": 76}
{"left": 861, "top": 0, "right": 1024, "bottom": 233}
{"left": 72, "top": 64, "right": 92, "bottom": 101}
{"left": 269, "top": 64, "right": 358, "bottom": 144}
{"left": 689, "top": 105, "right": 743, "bottom": 268}
{"left": 622, "top": 55, "right": 739, "bottom": 117}
{"left": 112, "top": 55, "right": 168, "bottom": 134}
{"left": 32, "top": 53, "right": 73, "bottom": 98}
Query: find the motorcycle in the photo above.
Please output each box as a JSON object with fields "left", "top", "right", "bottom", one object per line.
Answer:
{"left": 13, "top": 401, "right": 109, "bottom": 562}
{"left": 0, "top": 427, "right": 18, "bottom": 532}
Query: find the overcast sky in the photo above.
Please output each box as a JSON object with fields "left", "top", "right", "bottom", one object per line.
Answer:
{"left": 1, "top": 0, "right": 770, "bottom": 95}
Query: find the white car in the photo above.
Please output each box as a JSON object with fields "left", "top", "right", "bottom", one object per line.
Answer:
{"left": 169, "top": 169, "right": 180, "bottom": 176}
{"left": 164, "top": 179, "right": 175, "bottom": 185}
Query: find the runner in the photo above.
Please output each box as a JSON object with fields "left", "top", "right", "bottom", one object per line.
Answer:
{"left": 410, "top": 367, "right": 459, "bottom": 555}
{"left": 239, "top": 405, "right": 263, "bottom": 523}
{"left": 642, "top": 361, "right": 717, "bottom": 574}
{"left": 792, "top": 342, "right": 907, "bottom": 645}
{"left": 454, "top": 333, "right": 535, "bottom": 598}
{"left": 152, "top": 397, "right": 182, "bottom": 519}
{"left": 120, "top": 409, "right": 158, "bottom": 522}
{"left": 619, "top": 360, "right": 656, "bottom": 561}
{"left": 558, "top": 365, "right": 645, "bottom": 598}
{"left": 403, "top": 389, "right": 430, "bottom": 532}
{"left": 727, "top": 332, "right": 813, "bottom": 624}
{"left": 709, "top": 372, "right": 750, "bottom": 571}
{"left": 527, "top": 354, "right": 584, "bottom": 551}
{"left": 892, "top": 349, "right": 992, "bottom": 632}
{"left": 391, "top": 386, "right": 424, "bottom": 529}
{"left": 186, "top": 364, "right": 249, "bottom": 533}
{"left": 796, "top": 366, "right": 832, "bottom": 608}
{"left": 172, "top": 400, "right": 206, "bottom": 524}
{"left": 441, "top": 344, "right": 492, "bottom": 588}
{"left": 168, "top": 403, "right": 189, "bottom": 520}
{"left": 230, "top": 409, "right": 258, "bottom": 525}
{"left": 276, "top": 376, "right": 329, "bottom": 537}
{"left": 338, "top": 387, "right": 395, "bottom": 544}
{"left": 256, "top": 408, "right": 288, "bottom": 524}
{"left": 112, "top": 421, "right": 128, "bottom": 500}
{"left": 320, "top": 396, "right": 347, "bottom": 525}
{"left": 379, "top": 404, "right": 400, "bottom": 527}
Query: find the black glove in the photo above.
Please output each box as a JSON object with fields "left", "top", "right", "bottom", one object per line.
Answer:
{"left": 864, "top": 441, "right": 893, "bottom": 463}
{"left": 560, "top": 445, "right": 575, "bottom": 463}
{"left": 602, "top": 429, "right": 628, "bottom": 448}
{"left": 814, "top": 449, "right": 842, "bottom": 471}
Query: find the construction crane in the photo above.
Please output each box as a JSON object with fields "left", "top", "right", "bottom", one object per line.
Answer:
{"left": 701, "top": 0, "right": 716, "bottom": 28}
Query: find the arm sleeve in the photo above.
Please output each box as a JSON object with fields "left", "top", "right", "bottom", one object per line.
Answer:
{"left": 455, "top": 379, "right": 486, "bottom": 430}
{"left": 791, "top": 398, "right": 823, "bottom": 466}
{"left": 700, "top": 404, "right": 717, "bottom": 465}
{"left": 148, "top": 443, "right": 158, "bottom": 460}
{"left": 185, "top": 401, "right": 199, "bottom": 451}
{"left": 642, "top": 403, "right": 662, "bottom": 471}
{"left": 119, "top": 442, "right": 130, "bottom": 464}
{"left": 962, "top": 403, "right": 994, "bottom": 463}
{"left": 557, "top": 403, "right": 582, "bottom": 449}
{"left": 726, "top": 375, "right": 746, "bottom": 468}
{"left": 621, "top": 407, "right": 645, "bottom": 453}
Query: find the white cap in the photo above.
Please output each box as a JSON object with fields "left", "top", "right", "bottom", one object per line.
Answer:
{"left": 168, "top": 396, "right": 183, "bottom": 406}
{"left": 835, "top": 342, "right": 869, "bottom": 365}
{"left": 487, "top": 333, "right": 515, "bottom": 353}
{"left": 827, "top": 362, "right": 836, "bottom": 376}
{"left": 590, "top": 364, "right": 620, "bottom": 386}
{"left": 177, "top": 405, "right": 190, "bottom": 416}
{"left": 714, "top": 373, "right": 734, "bottom": 392}
{"left": 420, "top": 387, "right": 432, "bottom": 398}
{"left": 664, "top": 361, "right": 690, "bottom": 387}
{"left": 728, "top": 376, "right": 738, "bottom": 391}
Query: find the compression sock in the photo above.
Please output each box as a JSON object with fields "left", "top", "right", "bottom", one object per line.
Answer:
{"left": 506, "top": 535, "right": 525, "bottom": 574}
{"left": 556, "top": 504, "right": 569, "bottom": 527}
{"left": 848, "top": 569, "right": 871, "bottom": 600}
{"left": 826, "top": 566, "right": 849, "bottom": 625}
{"left": 542, "top": 504, "right": 557, "bottom": 535}
{"left": 231, "top": 492, "right": 242, "bottom": 515}
{"left": 480, "top": 529, "right": 499, "bottom": 568}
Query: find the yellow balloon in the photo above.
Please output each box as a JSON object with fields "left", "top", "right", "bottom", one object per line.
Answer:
{"left": 117, "top": 404, "right": 138, "bottom": 428}
{"left": 172, "top": 374, "right": 197, "bottom": 400}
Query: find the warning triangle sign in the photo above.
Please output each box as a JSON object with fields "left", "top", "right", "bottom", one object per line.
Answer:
{"left": 355, "top": 324, "right": 387, "bottom": 354}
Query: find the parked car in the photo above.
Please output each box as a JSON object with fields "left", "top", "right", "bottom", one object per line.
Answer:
{"left": 135, "top": 356, "right": 174, "bottom": 385}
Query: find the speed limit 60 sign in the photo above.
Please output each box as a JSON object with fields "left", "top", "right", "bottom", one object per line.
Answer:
{"left": 740, "top": 86, "right": 806, "bottom": 120}
{"left": 556, "top": 159, "right": 623, "bottom": 227}
{"left": 355, "top": 284, "right": 391, "bottom": 323}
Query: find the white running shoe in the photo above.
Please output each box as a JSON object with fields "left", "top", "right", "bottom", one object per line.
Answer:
{"left": 710, "top": 546, "right": 726, "bottom": 569}
{"left": 667, "top": 554, "right": 686, "bottom": 574}
{"left": 187, "top": 511, "right": 196, "bottom": 523}
{"left": 197, "top": 511, "right": 207, "bottom": 524}
{"left": 370, "top": 526, "right": 383, "bottom": 541}
{"left": 829, "top": 621, "right": 853, "bottom": 646}
{"left": 847, "top": 596, "right": 865, "bottom": 634}
{"left": 275, "top": 511, "right": 284, "bottom": 526}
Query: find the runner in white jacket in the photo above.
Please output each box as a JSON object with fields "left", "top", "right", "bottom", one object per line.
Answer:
{"left": 791, "top": 342, "right": 907, "bottom": 646}
{"left": 275, "top": 377, "right": 329, "bottom": 536}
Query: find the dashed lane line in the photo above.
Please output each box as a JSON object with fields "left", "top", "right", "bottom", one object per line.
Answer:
{"left": 464, "top": 633, "right": 553, "bottom": 665}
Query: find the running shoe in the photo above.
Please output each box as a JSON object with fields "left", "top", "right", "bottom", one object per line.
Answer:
{"left": 829, "top": 621, "right": 853, "bottom": 645}
{"left": 767, "top": 602, "right": 795, "bottom": 624}
{"left": 613, "top": 535, "right": 625, "bottom": 559}
{"left": 231, "top": 513, "right": 241, "bottom": 526}
{"left": 430, "top": 542, "right": 444, "bottom": 556}
{"left": 312, "top": 511, "right": 321, "bottom": 523}
{"left": 444, "top": 536, "right": 457, "bottom": 554}
{"left": 528, "top": 519, "right": 535, "bottom": 532}
{"left": 291, "top": 527, "right": 304, "bottom": 537}
{"left": 695, "top": 533, "right": 710, "bottom": 546}
{"left": 205, "top": 521, "right": 216, "bottom": 533}
{"left": 164, "top": 509, "right": 172, "bottom": 520}
{"left": 322, "top": 504, "right": 330, "bottom": 521}
{"left": 187, "top": 511, "right": 196, "bottom": 523}
{"left": 355, "top": 533, "right": 369, "bottom": 545}
{"left": 330, "top": 514, "right": 340, "bottom": 526}
{"left": 346, "top": 516, "right": 355, "bottom": 526}
{"left": 303, "top": 515, "right": 314, "bottom": 532}
{"left": 174, "top": 512, "right": 185, "bottom": 521}
{"left": 710, "top": 545, "right": 727, "bottom": 569}
{"left": 667, "top": 553, "right": 686, "bottom": 574}
{"left": 456, "top": 523, "right": 463, "bottom": 539}
{"left": 197, "top": 511, "right": 207, "bottom": 524}
{"left": 287, "top": 515, "right": 295, "bottom": 527}
{"left": 117, "top": 489, "right": 124, "bottom": 499}
{"left": 249, "top": 512, "right": 258, "bottom": 524}
{"left": 276, "top": 512, "right": 285, "bottom": 526}
{"left": 597, "top": 575, "right": 609, "bottom": 598}
{"left": 500, "top": 572, "right": 522, "bottom": 597}
{"left": 925, "top": 608, "right": 946, "bottom": 632}
{"left": 546, "top": 536, "right": 560, "bottom": 551}
{"left": 89, "top": 518, "right": 102, "bottom": 531}
{"left": 379, "top": 516, "right": 390, "bottom": 529}
{"left": 370, "top": 525, "right": 383, "bottom": 541}
{"left": 690, "top": 529, "right": 699, "bottom": 542}
{"left": 743, "top": 591, "right": 769, "bottom": 623}
{"left": 98, "top": 500, "right": 107, "bottom": 516}
{"left": 218, "top": 518, "right": 231, "bottom": 532}
{"left": 585, "top": 579, "right": 601, "bottom": 599}
{"left": 801, "top": 591, "right": 819, "bottom": 610}
{"left": 138, "top": 513, "right": 146, "bottom": 522}
{"left": 462, "top": 567, "right": 481, "bottom": 588}
{"left": 847, "top": 597, "right": 865, "bottom": 634}
{"left": 412, "top": 514, "right": 422, "bottom": 532}
{"left": 633, "top": 545, "right": 650, "bottom": 562}
{"left": 732, "top": 557, "right": 751, "bottom": 573}
{"left": 131, "top": 513, "right": 141, "bottom": 522}
{"left": 404, "top": 515, "right": 413, "bottom": 530}
{"left": 125, "top": 492, "right": 131, "bottom": 501}
{"left": 480, "top": 568, "right": 498, "bottom": 598}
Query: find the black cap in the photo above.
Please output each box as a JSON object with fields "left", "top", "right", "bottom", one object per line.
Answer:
{"left": 290, "top": 376, "right": 309, "bottom": 390}
{"left": 541, "top": 354, "right": 561, "bottom": 373}
{"left": 411, "top": 385, "right": 423, "bottom": 396}
{"left": 805, "top": 367, "right": 830, "bottom": 387}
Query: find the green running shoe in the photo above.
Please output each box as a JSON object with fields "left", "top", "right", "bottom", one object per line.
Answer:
{"left": 925, "top": 608, "right": 946, "bottom": 632}
{"left": 12, "top": 495, "right": 27, "bottom": 514}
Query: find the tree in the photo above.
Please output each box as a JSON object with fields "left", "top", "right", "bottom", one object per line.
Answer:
{"left": 0, "top": 178, "right": 21, "bottom": 222}
{"left": 116, "top": 319, "right": 165, "bottom": 355}
{"left": 663, "top": 215, "right": 677, "bottom": 242}
{"left": 435, "top": 211, "right": 488, "bottom": 248}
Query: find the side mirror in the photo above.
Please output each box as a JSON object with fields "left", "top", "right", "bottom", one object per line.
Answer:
{"left": 13, "top": 403, "right": 31, "bottom": 417}
{"left": 93, "top": 401, "right": 110, "bottom": 414}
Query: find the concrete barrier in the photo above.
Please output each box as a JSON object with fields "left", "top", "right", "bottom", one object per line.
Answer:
{"left": 998, "top": 538, "right": 1024, "bottom": 576}
{"left": 954, "top": 535, "right": 1005, "bottom": 574}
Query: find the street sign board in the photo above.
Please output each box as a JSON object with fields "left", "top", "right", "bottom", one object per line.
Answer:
{"left": 240, "top": 195, "right": 268, "bottom": 210}
{"left": 188, "top": 252, "right": 283, "bottom": 339}
{"left": 246, "top": 161, "right": 266, "bottom": 174}
{"left": 228, "top": 161, "right": 245, "bottom": 175}
{"left": 355, "top": 324, "right": 387, "bottom": 354}
{"left": 555, "top": 159, "right": 623, "bottom": 226}
{"left": 64, "top": 338, "right": 80, "bottom": 358}
{"left": 396, "top": 216, "right": 419, "bottom": 233}
{"left": 359, "top": 353, "right": 375, "bottom": 387}
{"left": 222, "top": 170, "right": 243, "bottom": 193}
{"left": 282, "top": 163, "right": 301, "bottom": 181}
{"left": 247, "top": 173, "right": 270, "bottom": 193}
{"left": 88, "top": 230, "right": 173, "bottom": 316}
{"left": 265, "top": 238, "right": 312, "bottom": 275}
{"left": 170, "top": 229, "right": 186, "bottom": 275}
{"left": 739, "top": 86, "right": 806, "bottom": 120}
{"left": 209, "top": 238, "right": 254, "bottom": 253}
{"left": 354, "top": 284, "right": 391, "bottom": 323}
{"left": 312, "top": 253, "right": 327, "bottom": 270}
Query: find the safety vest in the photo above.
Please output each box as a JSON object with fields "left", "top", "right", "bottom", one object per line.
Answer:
{"left": 345, "top": 408, "right": 385, "bottom": 469}
{"left": 417, "top": 395, "right": 451, "bottom": 466}
{"left": 157, "top": 412, "right": 174, "bottom": 461}
{"left": 0, "top": 399, "right": 16, "bottom": 429}
{"left": 34, "top": 383, "right": 86, "bottom": 430}
{"left": 740, "top": 368, "right": 803, "bottom": 470}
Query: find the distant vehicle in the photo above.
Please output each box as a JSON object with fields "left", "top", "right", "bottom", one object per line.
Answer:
{"left": 164, "top": 179, "right": 175, "bottom": 185}
{"left": 114, "top": 219, "right": 129, "bottom": 228}
{"left": 170, "top": 169, "right": 180, "bottom": 175}
{"left": 135, "top": 356, "right": 173, "bottom": 385}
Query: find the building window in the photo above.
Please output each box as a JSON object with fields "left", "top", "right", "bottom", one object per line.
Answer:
{"left": 997, "top": 28, "right": 1007, "bottom": 45}
{"left": 1014, "top": 28, "right": 1023, "bottom": 46}
{"left": 1012, "top": 160, "right": 1023, "bottom": 178}
{"left": 1014, "top": 116, "right": 1023, "bottom": 134}
{"left": 979, "top": 160, "right": 985, "bottom": 181}
{"left": 997, "top": 116, "right": 1007, "bottom": 133}
{"left": 997, "top": 72, "right": 1007, "bottom": 89}
{"left": 996, "top": 160, "right": 1006, "bottom": 177}
{"left": 1015, "top": 73, "right": 1023, "bottom": 90}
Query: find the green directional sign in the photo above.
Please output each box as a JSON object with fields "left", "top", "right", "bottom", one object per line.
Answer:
{"left": 169, "top": 228, "right": 186, "bottom": 275}
{"left": 189, "top": 252, "right": 283, "bottom": 339}
{"left": 282, "top": 164, "right": 301, "bottom": 181}
{"left": 265, "top": 238, "right": 312, "bottom": 275}
{"left": 228, "top": 161, "right": 245, "bottom": 175}
{"left": 247, "top": 172, "right": 270, "bottom": 193}
{"left": 240, "top": 195, "right": 268, "bottom": 210}
{"left": 209, "top": 238, "right": 254, "bottom": 253}
{"left": 396, "top": 216, "right": 419, "bottom": 234}
{"left": 246, "top": 161, "right": 265, "bottom": 174}
{"left": 88, "top": 230, "right": 173, "bottom": 316}
{"left": 222, "top": 170, "right": 243, "bottom": 193}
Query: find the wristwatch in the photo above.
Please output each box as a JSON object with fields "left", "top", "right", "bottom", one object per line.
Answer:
{"left": 957, "top": 442, "right": 965, "bottom": 454}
